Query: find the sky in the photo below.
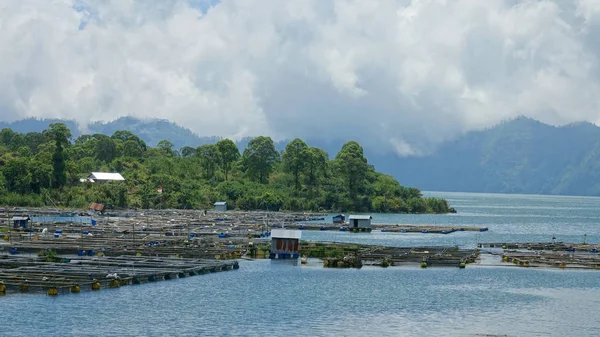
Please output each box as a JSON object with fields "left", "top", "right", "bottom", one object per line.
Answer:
{"left": 1, "top": 0, "right": 600, "bottom": 155}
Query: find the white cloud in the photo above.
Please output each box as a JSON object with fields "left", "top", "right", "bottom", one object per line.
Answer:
{"left": 0, "top": 0, "right": 599, "bottom": 153}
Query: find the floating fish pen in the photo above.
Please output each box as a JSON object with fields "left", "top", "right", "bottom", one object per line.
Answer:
{"left": 1, "top": 235, "right": 267, "bottom": 261}
{"left": 286, "top": 223, "right": 488, "bottom": 234}
{"left": 478, "top": 242, "right": 597, "bottom": 252}
{"left": 359, "top": 246, "right": 479, "bottom": 268}
{"left": 479, "top": 242, "right": 600, "bottom": 270}
{"left": 298, "top": 242, "right": 479, "bottom": 269}
{"left": 377, "top": 224, "right": 488, "bottom": 234}
{"left": 0, "top": 255, "right": 238, "bottom": 296}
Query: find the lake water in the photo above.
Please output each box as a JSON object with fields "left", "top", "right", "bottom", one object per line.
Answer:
{"left": 2, "top": 192, "right": 600, "bottom": 336}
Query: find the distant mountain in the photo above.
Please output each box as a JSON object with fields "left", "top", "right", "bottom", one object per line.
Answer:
{"left": 87, "top": 117, "right": 220, "bottom": 147}
{"left": 0, "top": 118, "right": 82, "bottom": 138}
{"left": 4, "top": 116, "right": 600, "bottom": 196}
{"left": 376, "top": 117, "right": 600, "bottom": 196}
{"left": 0, "top": 117, "right": 342, "bottom": 154}
{"left": 0, "top": 117, "right": 219, "bottom": 148}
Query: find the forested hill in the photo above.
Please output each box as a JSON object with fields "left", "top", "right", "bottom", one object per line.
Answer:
{"left": 0, "top": 123, "right": 453, "bottom": 213}
{"left": 4, "top": 116, "right": 600, "bottom": 196}
{"left": 383, "top": 117, "right": 600, "bottom": 196}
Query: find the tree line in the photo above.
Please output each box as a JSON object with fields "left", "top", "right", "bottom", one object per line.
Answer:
{"left": 0, "top": 123, "right": 454, "bottom": 213}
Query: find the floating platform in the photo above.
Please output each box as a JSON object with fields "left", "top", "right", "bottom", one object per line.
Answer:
{"left": 288, "top": 223, "right": 488, "bottom": 234}
{"left": 0, "top": 255, "right": 238, "bottom": 296}
{"left": 477, "top": 242, "right": 600, "bottom": 270}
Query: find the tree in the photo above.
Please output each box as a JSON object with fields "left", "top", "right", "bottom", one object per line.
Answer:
{"left": 196, "top": 144, "right": 220, "bottom": 180}
{"left": 111, "top": 130, "right": 147, "bottom": 151}
{"left": 94, "top": 134, "right": 117, "bottom": 163}
{"left": 305, "top": 147, "right": 328, "bottom": 189}
{"left": 123, "top": 140, "right": 144, "bottom": 158}
{"left": 282, "top": 138, "right": 308, "bottom": 190}
{"left": 335, "top": 141, "right": 368, "bottom": 196}
{"left": 43, "top": 123, "right": 71, "bottom": 189}
{"left": 0, "top": 128, "right": 15, "bottom": 146}
{"left": 241, "top": 136, "right": 279, "bottom": 184}
{"left": 24, "top": 132, "right": 45, "bottom": 153}
{"left": 157, "top": 140, "right": 175, "bottom": 157}
{"left": 2, "top": 158, "right": 31, "bottom": 193}
{"left": 180, "top": 146, "right": 196, "bottom": 158}
{"left": 216, "top": 139, "right": 240, "bottom": 180}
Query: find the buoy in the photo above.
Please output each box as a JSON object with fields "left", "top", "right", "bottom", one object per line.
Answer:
{"left": 133, "top": 277, "right": 141, "bottom": 284}
{"left": 119, "top": 279, "right": 127, "bottom": 286}
{"left": 2, "top": 235, "right": 8, "bottom": 242}
{"left": 421, "top": 261, "right": 428, "bottom": 268}
{"left": 301, "top": 256, "right": 308, "bottom": 264}
{"left": 47, "top": 287, "right": 59, "bottom": 296}
{"left": 92, "top": 281, "right": 101, "bottom": 290}
{"left": 109, "top": 279, "right": 119, "bottom": 288}
{"left": 178, "top": 272, "right": 186, "bottom": 278}
{"left": 0, "top": 282, "right": 6, "bottom": 294}
{"left": 559, "top": 263, "right": 566, "bottom": 269}
{"left": 459, "top": 262, "right": 466, "bottom": 268}
{"left": 71, "top": 285, "right": 80, "bottom": 293}
{"left": 502, "top": 256, "right": 509, "bottom": 262}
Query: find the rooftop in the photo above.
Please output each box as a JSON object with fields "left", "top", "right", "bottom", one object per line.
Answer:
{"left": 271, "top": 229, "right": 302, "bottom": 239}
{"left": 88, "top": 172, "right": 125, "bottom": 181}
{"left": 214, "top": 202, "right": 227, "bottom": 206}
{"left": 348, "top": 215, "right": 372, "bottom": 220}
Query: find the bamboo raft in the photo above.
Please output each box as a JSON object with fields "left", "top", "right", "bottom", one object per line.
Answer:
{"left": 0, "top": 255, "right": 238, "bottom": 296}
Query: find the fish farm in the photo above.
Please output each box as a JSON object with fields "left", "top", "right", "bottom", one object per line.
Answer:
{"left": 1, "top": 207, "right": 598, "bottom": 296}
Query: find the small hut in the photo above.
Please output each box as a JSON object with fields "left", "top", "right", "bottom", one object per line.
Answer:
{"left": 214, "top": 202, "right": 227, "bottom": 212}
{"left": 270, "top": 229, "right": 301, "bottom": 259}
{"left": 348, "top": 215, "right": 372, "bottom": 232}
{"left": 12, "top": 216, "right": 31, "bottom": 230}
{"left": 332, "top": 214, "right": 345, "bottom": 224}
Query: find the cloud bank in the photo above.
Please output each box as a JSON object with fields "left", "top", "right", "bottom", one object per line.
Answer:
{"left": 1, "top": 0, "right": 600, "bottom": 155}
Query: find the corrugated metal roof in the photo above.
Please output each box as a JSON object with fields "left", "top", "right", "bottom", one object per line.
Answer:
{"left": 271, "top": 229, "right": 302, "bottom": 239}
{"left": 348, "top": 215, "right": 372, "bottom": 220}
{"left": 11, "top": 217, "right": 30, "bottom": 221}
{"left": 89, "top": 172, "right": 125, "bottom": 181}
{"left": 214, "top": 202, "right": 227, "bottom": 206}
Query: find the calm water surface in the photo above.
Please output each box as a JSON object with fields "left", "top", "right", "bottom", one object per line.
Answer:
{"left": 1, "top": 192, "right": 599, "bottom": 336}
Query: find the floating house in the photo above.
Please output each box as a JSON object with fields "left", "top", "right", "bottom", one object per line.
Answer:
{"left": 348, "top": 215, "right": 372, "bottom": 232}
{"left": 12, "top": 216, "right": 30, "bottom": 229}
{"left": 332, "top": 214, "right": 345, "bottom": 224}
{"left": 214, "top": 202, "right": 227, "bottom": 212}
{"left": 85, "top": 172, "right": 125, "bottom": 184}
{"left": 270, "top": 229, "right": 301, "bottom": 259}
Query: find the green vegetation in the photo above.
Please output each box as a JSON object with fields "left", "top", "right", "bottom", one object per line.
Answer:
{"left": 0, "top": 124, "right": 453, "bottom": 213}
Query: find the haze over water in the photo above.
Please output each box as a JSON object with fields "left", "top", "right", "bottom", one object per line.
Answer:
{"left": 2, "top": 192, "right": 599, "bottom": 336}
